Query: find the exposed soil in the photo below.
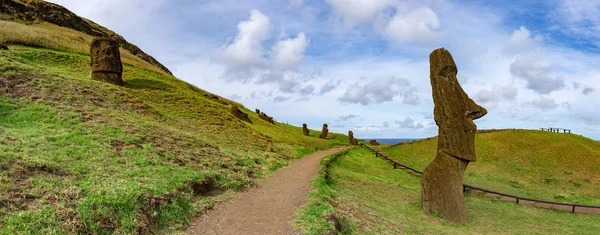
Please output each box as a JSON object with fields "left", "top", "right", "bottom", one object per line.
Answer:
{"left": 186, "top": 147, "right": 348, "bottom": 235}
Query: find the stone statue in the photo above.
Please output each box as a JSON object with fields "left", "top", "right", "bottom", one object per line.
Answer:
{"left": 302, "top": 124, "right": 310, "bottom": 136}
{"left": 319, "top": 123, "right": 329, "bottom": 139}
{"left": 348, "top": 131, "right": 358, "bottom": 145}
{"left": 230, "top": 106, "right": 252, "bottom": 123}
{"left": 421, "top": 48, "right": 487, "bottom": 224}
{"left": 90, "top": 37, "right": 123, "bottom": 85}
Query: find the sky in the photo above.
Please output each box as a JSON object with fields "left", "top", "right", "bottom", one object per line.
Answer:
{"left": 47, "top": 0, "right": 600, "bottom": 139}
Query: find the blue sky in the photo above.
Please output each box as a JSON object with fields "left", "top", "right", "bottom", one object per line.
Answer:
{"left": 49, "top": 0, "right": 600, "bottom": 139}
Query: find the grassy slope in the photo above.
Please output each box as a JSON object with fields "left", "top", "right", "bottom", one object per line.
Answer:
{"left": 318, "top": 148, "right": 600, "bottom": 234}
{"left": 0, "top": 44, "right": 347, "bottom": 233}
{"left": 383, "top": 129, "right": 600, "bottom": 205}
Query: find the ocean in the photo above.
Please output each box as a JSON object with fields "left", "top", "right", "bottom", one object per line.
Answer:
{"left": 361, "top": 138, "right": 419, "bottom": 145}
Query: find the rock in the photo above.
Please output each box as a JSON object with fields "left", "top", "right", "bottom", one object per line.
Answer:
{"left": 421, "top": 48, "right": 487, "bottom": 224}
{"left": 348, "top": 131, "right": 358, "bottom": 145}
{"left": 90, "top": 37, "right": 123, "bottom": 86}
{"left": 230, "top": 106, "right": 252, "bottom": 123}
{"left": 302, "top": 123, "right": 310, "bottom": 136}
{"left": 204, "top": 93, "right": 228, "bottom": 105}
{"left": 255, "top": 109, "right": 260, "bottom": 114}
{"left": 0, "top": 44, "right": 8, "bottom": 50}
{"left": 368, "top": 139, "right": 379, "bottom": 146}
{"left": 319, "top": 123, "right": 329, "bottom": 139}
{"left": 259, "top": 112, "right": 275, "bottom": 125}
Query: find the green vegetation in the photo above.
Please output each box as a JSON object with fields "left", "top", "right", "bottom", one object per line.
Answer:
{"left": 294, "top": 149, "right": 352, "bottom": 234}
{"left": 0, "top": 44, "right": 347, "bottom": 233}
{"left": 303, "top": 147, "right": 600, "bottom": 234}
{"left": 384, "top": 129, "right": 600, "bottom": 205}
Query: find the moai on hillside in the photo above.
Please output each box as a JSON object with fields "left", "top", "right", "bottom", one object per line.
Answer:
{"left": 368, "top": 139, "right": 379, "bottom": 146}
{"left": 256, "top": 109, "right": 260, "bottom": 114}
{"left": 421, "top": 48, "right": 487, "bottom": 224}
{"left": 90, "top": 37, "right": 123, "bottom": 86}
{"left": 319, "top": 123, "right": 329, "bottom": 139}
{"left": 302, "top": 123, "right": 310, "bottom": 136}
{"left": 348, "top": 130, "right": 358, "bottom": 145}
{"left": 230, "top": 106, "right": 252, "bottom": 123}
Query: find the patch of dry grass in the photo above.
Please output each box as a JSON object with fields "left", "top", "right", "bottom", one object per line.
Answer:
{"left": 0, "top": 20, "right": 168, "bottom": 75}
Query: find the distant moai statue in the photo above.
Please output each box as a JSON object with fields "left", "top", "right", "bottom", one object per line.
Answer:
{"left": 368, "top": 139, "right": 379, "bottom": 146}
{"left": 255, "top": 109, "right": 260, "bottom": 114}
{"left": 90, "top": 37, "right": 123, "bottom": 86}
{"left": 421, "top": 48, "right": 487, "bottom": 224}
{"left": 319, "top": 123, "right": 329, "bottom": 139}
{"left": 302, "top": 123, "right": 310, "bottom": 136}
{"left": 348, "top": 130, "right": 358, "bottom": 145}
{"left": 230, "top": 106, "right": 252, "bottom": 123}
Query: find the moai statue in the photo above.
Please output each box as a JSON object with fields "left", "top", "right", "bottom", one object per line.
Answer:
{"left": 421, "top": 48, "right": 487, "bottom": 224}
{"left": 255, "top": 109, "right": 260, "bottom": 114}
{"left": 319, "top": 123, "right": 329, "bottom": 139}
{"left": 348, "top": 130, "right": 358, "bottom": 145}
{"left": 230, "top": 106, "right": 252, "bottom": 123}
{"left": 90, "top": 37, "right": 123, "bottom": 86}
{"left": 302, "top": 123, "right": 310, "bottom": 136}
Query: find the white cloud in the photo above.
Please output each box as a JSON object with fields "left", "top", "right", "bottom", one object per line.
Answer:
{"left": 504, "top": 26, "right": 542, "bottom": 55}
{"left": 338, "top": 76, "right": 419, "bottom": 105}
{"left": 524, "top": 97, "right": 559, "bottom": 111}
{"left": 270, "top": 33, "right": 309, "bottom": 69}
{"left": 510, "top": 56, "right": 565, "bottom": 94}
{"left": 395, "top": 117, "right": 424, "bottom": 129}
{"left": 379, "top": 7, "right": 440, "bottom": 44}
{"left": 473, "top": 85, "right": 518, "bottom": 109}
{"left": 216, "top": 9, "right": 271, "bottom": 71}
{"left": 325, "top": 0, "right": 396, "bottom": 26}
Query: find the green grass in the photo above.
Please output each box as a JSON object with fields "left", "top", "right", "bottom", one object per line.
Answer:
{"left": 0, "top": 45, "right": 348, "bottom": 234}
{"left": 293, "top": 149, "right": 352, "bottom": 235}
{"left": 383, "top": 130, "right": 600, "bottom": 205}
{"left": 304, "top": 148, "right": 600, "bottom": 234}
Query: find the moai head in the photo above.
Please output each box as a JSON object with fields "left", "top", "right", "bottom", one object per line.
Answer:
{"left": 90, "top": 37, "right": 122, "bottom": 73}
{"left": 322, "top": 123, "right": 328, "bottom": 132}
{"left": 429, "top": 48, "right": 487, "bottom": 162}
{"left": 303, "top": 123, "right": 307, "bottom": 128}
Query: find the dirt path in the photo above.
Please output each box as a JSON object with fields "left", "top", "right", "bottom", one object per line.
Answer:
{"left": 186, "top": 146, "right": 348, "bottom": 235}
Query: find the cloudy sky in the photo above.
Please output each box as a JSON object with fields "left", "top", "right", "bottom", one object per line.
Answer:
{"left": 48, "top": 0, "right": 600, "bottom": 139}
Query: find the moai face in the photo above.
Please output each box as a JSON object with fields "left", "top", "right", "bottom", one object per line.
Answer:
{"left": 90, "top": 37, "right": 123, "bottom": 73}
{"left": 429, "top": 48, "right": 487, "bottom": 162}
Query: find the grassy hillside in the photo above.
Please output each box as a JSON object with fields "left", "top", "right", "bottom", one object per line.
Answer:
{"left": 384, "top": 129, "right": 600, "bottom": 205}
{"left": 0, "top": 24, "right": 347, "bottom": 235}
{"left": 314, "top": 148, "right": 600, "bottom": 234}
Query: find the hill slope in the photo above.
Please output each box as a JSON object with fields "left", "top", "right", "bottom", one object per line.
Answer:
{"left": 0, "top": 2, "right": 348, "bottom": 234}
{"left": 309, "top": 148, "right": 600, "bottom": 234}
{"left": 384, "top": 129, "right": 600, "bottom": 205}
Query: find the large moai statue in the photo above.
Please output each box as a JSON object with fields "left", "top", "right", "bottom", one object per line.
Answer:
{"left": 319, "top": 123, "right": 329, "bottom": 139}
{"left": 302, "top": 123, "right": 310, "bottom": 136}
{"left": 421, "top": 48, "right": 487, "bottom": 224}
{"left": 90, "top": 37, "right": 123, "bottom": 86}
{"left": 348, "top": 130, "right": 358, "bottom": 145}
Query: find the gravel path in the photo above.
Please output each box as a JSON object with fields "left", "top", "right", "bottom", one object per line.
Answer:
{"left": 186, "top": 147, "right": 348, "bottom": 235}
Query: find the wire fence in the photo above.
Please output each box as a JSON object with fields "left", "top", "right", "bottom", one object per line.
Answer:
{"left": 359, "top": 143, "right": 600, "bottom": 214}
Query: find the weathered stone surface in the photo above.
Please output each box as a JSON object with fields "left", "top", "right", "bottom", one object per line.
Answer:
{"left": 0, "top": 44, "right": 8, "bottom": 50}
{"left": 319, "top": 123, "right": 329, "bottom": 139}
{"left": 348, "top": 131, "right": 358, "bottom": 145}
{"left": 303, "top": 123, "right": 310, "bottom": 136}
{"left": 90, "top": 37, "right": 123, "bottom": 85}
{"left": 259, "top": 112, "right": 275, "bottom": 125}
{"left": 368, "top": 139, "right": 379, "bottom": 146}
{"left": 421, "top": 48, "right": 487, "bottom": 224}
{"left": 230, "top": 106, "right": 252, "bottom": 123}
